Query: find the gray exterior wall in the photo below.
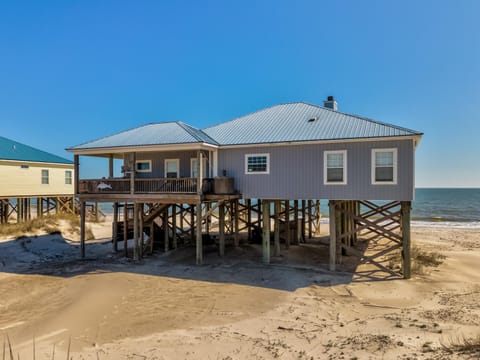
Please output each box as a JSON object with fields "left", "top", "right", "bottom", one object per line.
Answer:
{"left": 217, "top": 139, "right": 415, "bottom": 201}
{"left": 132, "top": 151, "right": 206, "bottom": 178}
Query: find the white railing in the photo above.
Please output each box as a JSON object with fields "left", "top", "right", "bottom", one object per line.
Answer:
{"left": 78, "top": 178, "right": 199, "bottom": 194}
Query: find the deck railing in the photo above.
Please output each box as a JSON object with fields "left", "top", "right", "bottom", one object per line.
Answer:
{"left": 78, "top": 178, "right": 199, "bottom": 195}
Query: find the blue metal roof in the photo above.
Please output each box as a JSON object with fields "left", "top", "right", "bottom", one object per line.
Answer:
{"left": 0, "top": 136, "right": 73, "bottom": 164}
{"left": 69, "top": 122, "right": 218, "bottom": 150}
{"left": 203, "top": 102, "right": 423, "bottom": 145}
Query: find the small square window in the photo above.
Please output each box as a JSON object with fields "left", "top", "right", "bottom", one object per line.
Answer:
{"left": 245, "top": 154, "right": 270, "bottom": 174}
{"left": 41, "top": 169, "right": 49, "bottom": 184}
{"left": 324, "top": 150, "right": 347, "bottom": 185}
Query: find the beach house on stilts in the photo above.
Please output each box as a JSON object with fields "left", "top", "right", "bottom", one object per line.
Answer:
{"left": 0, "top": 136, "right": 75, "bottom": 223}
{"left": 67, "top": 96, "right": 422, "bottom": 278}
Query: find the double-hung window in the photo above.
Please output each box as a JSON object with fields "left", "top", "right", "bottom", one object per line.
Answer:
{"left": 324, "top": 150, "right": 347, "bottom": 185}
{"left": 245, "top": 154, "right": 270, "bottom": 174}
{"left": 41, "top": 169, "right": 49, "bottom": 184}
{"left": 65, "top": 170, "right": 72, "bottom": 185}
{"left": 372, "top": 148, "right": 397, "bottom": 184}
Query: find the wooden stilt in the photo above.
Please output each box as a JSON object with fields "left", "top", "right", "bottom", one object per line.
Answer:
{"left": 307, "top": 200, "right": 313, "bottom": 239}
{"left": 274, "top": 200, "right": 280, "bottom": 257}
{"left": 190, "top": 205, "right": 195, "bottom": 242}
{"left": 301, "top": 199, "right": 306, "bottom": 242}
{"left": 401, "top": 201, "right": 411, "bottom": 279}
{"left": 172, "top": 204, "right": 177, "bottom": 249}
{"left": 329, "top": 200, "right": 336, "bottom": 271}
{"left": 113, "top": 202, "right": 119, "bottom": 251}
{"left": 247, "top": 199, "right": 252, "bottom": 241}
{"left": 133, "top": 202, "right": 139, "bottom": 261}
{"left": 123, "top": 203, "right": 128, "bottom": 257}
{"left": 164, "top": 207, "right": 169, "bottom": 252}
{"left": 219, "top": 201, "right": 225, "bottom": 256}
{"left": 262, "top": 200, "right": 270, "bottom": 264}
{"left": 80, "top": 201, "right": 86, "bottom": 258}
{"left": 285, "top": 200, "right": 291, "bottom": 249}
{"left": 196, "top": 202, "right": 203, "bottom": 264}
{"left": 293, "top": 200, "right": 299, "bottom": 245}
{"left": 233, "top": 199, "right": 239, "bottom": 247}
{"left": 139, "top": 203, "right": 144, "bottom": 258}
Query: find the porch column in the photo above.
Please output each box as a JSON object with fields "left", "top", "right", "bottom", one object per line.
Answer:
{"left": 133, "top": 202, "right": 139, "bottom": 261}
{"left": 401, "top": 201, "right": 412, "bottom": 279}
{"left": 274, "top": 200, "right": 281, "bottom": 257}
{"left": 109, "top": 154, "right": 114, "bottom": 178}
{"left": 197, "top": 150, "right": 203, "bottom": 195}
{"left": 219, "top": 201, "right": 225, "bottom": 256}
{"left": 74, "top": 155, "right": 79, "bottom": 196}
{"left": 196, "top": 201, "right": 203, "bottom": 264}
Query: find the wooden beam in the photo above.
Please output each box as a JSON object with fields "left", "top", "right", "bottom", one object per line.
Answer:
{"left": 172, "top": 204, "right": 177, "bottom": 249}
{"left": 285, "top": 200, "right": 290, "bottom": 249}
{"left": 233, "top": 200, "right": 239, "bottom": 247}
{"left": 164, "top": 207, "right": 169, "bottom": 252}
{"left": 262, "top": 200, "right": 270, "bottom": 264}
{"left": 123, "top": 203, "right": 128, "bottom": 257}
{"left": 293, "top": 200, "right": 299, "bottom": 245}
{"left": 113, "top": 202, "right": 119, "bottom": 252}
{"left": 401, "top": 201, "right": 411, "bottom": 279}
{"left": 329, "top": 200, "right": 336, "bottom": 271}
{"left": 74, "top": 155, "right": 79, "bottom": 196}
{"left": 109, "top": 154, "right": 114, "bottom": 178}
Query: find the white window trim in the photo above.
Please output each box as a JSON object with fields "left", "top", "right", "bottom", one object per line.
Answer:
{"left": 324, "top": 150, "right": 347, "bottom": 185}
{"left": 41, "top": 169, "right": 49, "bottom": 185}
{"left": 164, "top": 158, "right": 180, "bottom": 178}
{"left": 135, "top": 160, "right": 152, "bottom": 173}
{"left": 65, "top": 170, "right": 72, "bottom": 185}
{"left": 245, "top": 153, "right": 270, "bottom": 175}
{"left": 371, "top": 148, "right": 398, "bottom": 185}
{"left": 190, "top": 157, "right": 207, "bottom": 178}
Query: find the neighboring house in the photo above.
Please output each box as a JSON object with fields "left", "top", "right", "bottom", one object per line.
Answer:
{"left": 67, "top": 97, "right": 423, "bottom": 277}
{"left": 0, "top": 136, "right": 74, "bottom": 223}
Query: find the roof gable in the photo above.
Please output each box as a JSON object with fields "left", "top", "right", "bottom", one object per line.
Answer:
{"left": 203, "top": 102, "right": 423, "bottom": 145}
{"left": 0, "top": 136, "right": 73, "bottom": 164}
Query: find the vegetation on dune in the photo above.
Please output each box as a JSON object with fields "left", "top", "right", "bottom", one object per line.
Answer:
{"left": 0, "top": 213, "right": 95, "bottom": 240}
{"left": 387, "top": 244, "right": 446, "bottom": 275}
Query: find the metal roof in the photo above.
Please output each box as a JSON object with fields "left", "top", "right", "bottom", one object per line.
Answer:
{"left": 203, "top": 102, "right": 423, "bottom": 145}
{"left": 68, "top": 122, "right": 218, "bottom": 150}
{"left": 0, "top": 136, "right": 73, "bottom": 164}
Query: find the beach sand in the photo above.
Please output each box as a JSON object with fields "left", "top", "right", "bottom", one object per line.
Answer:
{"left": 0, "top": 218, "right": 479, "bottom": 359}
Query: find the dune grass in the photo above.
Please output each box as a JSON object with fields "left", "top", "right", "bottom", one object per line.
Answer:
{"left": 387, "top": 245, "right": 446, "bottom": 274}
{"left": 442, "top": 334, "right": 480, "bottom": 356}
{"left": 0, "top": 213, "right": 95, "bottom": 240}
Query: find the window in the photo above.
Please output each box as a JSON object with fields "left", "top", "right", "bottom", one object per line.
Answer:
{"left": 372, "top": 148, "right": 397, "bottom": 184}
{"left": 41, "top": 169, "right": 49, "bottom": 184}
{"left": 20, "top": 164, "right": 29, "bottom": 169}
{"left": 191, "top": 158, "right": 207, "bottom": 178}
{"left": 324, "top": 150, "right": 347, "bottom": 184}
{"left": 245, "top": 154, "right": 270, "bottom": 174}
{"left": 136, "top": 160, "right": 152, "bottom": 173}
{"left": 164, "top": 159, "right": 180, "bottom": 178}
{"left": 65, "top": 170, "right": 72, "bottom": 185}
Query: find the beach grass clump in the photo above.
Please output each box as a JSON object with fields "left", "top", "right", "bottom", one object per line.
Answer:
{"left": 441, "top": 334, "right": 480, "bottom": 356}
{"left": 387, "top": 245, "right": 446, "bottom": 274}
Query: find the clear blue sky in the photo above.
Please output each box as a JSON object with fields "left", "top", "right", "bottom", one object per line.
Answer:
{"left": 1, "top": 0, "right": 479, "bottom": 187}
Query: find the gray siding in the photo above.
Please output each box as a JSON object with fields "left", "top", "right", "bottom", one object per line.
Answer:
{"left": 217, "top": 139, "right": 415, "bottom": 201}
{"left": 133, "top": 151, "right": 204, "bottom": 178}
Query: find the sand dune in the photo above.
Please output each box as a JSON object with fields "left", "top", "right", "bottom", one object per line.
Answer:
{"left": 0, "top": 221, "right": 479, "bottom": 359}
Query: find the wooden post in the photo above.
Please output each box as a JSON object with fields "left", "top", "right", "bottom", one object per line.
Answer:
{"left": 301, "top": 200, "right": 306, "bottom": 242}
{"left": 172, "top": 204, "right": 177, "bottom": 249}
{"left": 74, "top": 155, "right": 79, "bottom": 196}
{"left": 123, "top": 203, "right": 128, "bottom": 256}
{"left": 274, "top": 200, "right": 280, "bottom": 257}
{"left": 285, "top": 200, "right": 290, "bottom": 249}
{"left": 139, "top": 203, "right": 144, "bottom": 258}
{"left": 190, "top": 205, "right": 195, "bottom": 242}
{"left": 262, "top": 200, "right": 270, "bottom": 264}
{"left": 80, "top": 201, "right": 86, "bottom": 258}
{"left": 329, "top": 200, "right": 336, "bottom": 271}
{"left": 197, "top": 151, "right": 203, "bottom": 195}
{"left": 401, "top": 201, "right": 411, "bottom": 279}
{"left": 94, "top": 202, "right": 99, "bottom": 222}
{"left": 164, "top": 207, "right": 169, "bottom": 252}
{"left": 133, "top": 202, "right": 139, "bottom": 261}
{"left": 247, "top": 199, "right": 252, "bottom": 241}
{"left": 293, "top": 200, "right": 299, "bottom": 245}
{"left": 233, "top": 200, "right": 239, "bottom": 247}
{"left": 113, "top": 202, "right": 119, "bottom": 251}
{"left": 307, "top": 200, "right": 313, "bottom": 239}
{"left": 196, "top": 201, "right": 203, "bottom": 264}
{"left": 219, "top": 201, "right": 225, "bottom": 256}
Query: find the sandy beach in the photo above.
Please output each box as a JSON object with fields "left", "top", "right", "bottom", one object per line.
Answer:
{"left": 0, "top": 218, "right": 479, "bottom": 359}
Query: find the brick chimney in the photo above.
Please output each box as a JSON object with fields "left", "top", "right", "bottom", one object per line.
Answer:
{"left": 323, "top": 95, "right": 338, "bottom": 111}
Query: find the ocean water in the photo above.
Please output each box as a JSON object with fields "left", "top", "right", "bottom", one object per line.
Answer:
{"left": 99, "top": 188, "right": 480, "bottom": 229}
